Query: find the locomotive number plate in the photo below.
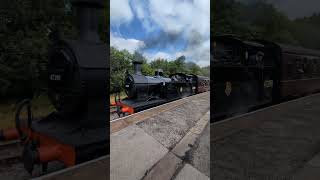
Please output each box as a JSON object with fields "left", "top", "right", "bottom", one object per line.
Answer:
{"left": 225, "top": 82, "right": 232, "bottom": 96}
{"left": 49, "top": 74, "right": 61, "bottom": 81}
{"left": 264, "top": 80, "right": 273, "bottom": 88}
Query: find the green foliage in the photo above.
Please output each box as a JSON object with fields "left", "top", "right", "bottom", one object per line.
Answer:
{"left": 0, "top": 0, "right": 106, "bottom": 100}
{"left": 212, "top": 0, "right": 320, "bottom": 49}
{"left": 110, "top": 47, "right": 133, "bottom": 93}
{"left": 110, "top": 47, "right": 209, "bottom": 93}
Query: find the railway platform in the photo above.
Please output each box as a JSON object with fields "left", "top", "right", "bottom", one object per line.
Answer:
{"left": 32, "top": 156, "right": 109, "bottom": 180}
{"left": 212, "top": 93, "right": 320, "bottom": 180}
{"left": 110, "top": 92, "right": 210, "bottom": 180}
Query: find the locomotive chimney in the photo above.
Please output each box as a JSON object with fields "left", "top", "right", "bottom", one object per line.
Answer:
{"left": 71, "top": 0, "right": 104, "bottom": 42}
{"left": 154, "top": 69, "right": 164, "bottom": 77}
{"left": 133, "top": 61, "right": 143, "bottom": 75}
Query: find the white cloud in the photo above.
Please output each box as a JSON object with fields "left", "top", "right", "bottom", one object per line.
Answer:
{"left": 144, "top": 46, "right": 210, "bottom": 67}
{"left": 144, "top": 51, "right": 174, "bottom": 62}
{"left": 148, "top": 0, "right": 210, "bottom": 38}
{"left": 130, "top": 0, "right": 157, "bottom": 32}
{"left": 110, "top": 0, "right": 210, "bottom": 66}
{"left": 176, "top": 39, "right": 210, "bottom": 67}
{"left": 110, "top": 0, "right": 134, "bottom": 26}
{"left": 110, "top": 33, "right": 145, "bottom": 53}
{"left": 146, "top": 0, "right": 210, "bottom": 66}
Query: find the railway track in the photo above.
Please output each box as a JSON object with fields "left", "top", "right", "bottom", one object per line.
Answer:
{"left": 0, "top": 140, "right": 106, "bottom": 179}
{"left": 0, "top": 140, "right": 21, "bottom": 165}
{"left": 110, "top": 107, "right": 120, "bottom": 121}
{"left": 0, "top": 140, "right": 105, "bottom": 179}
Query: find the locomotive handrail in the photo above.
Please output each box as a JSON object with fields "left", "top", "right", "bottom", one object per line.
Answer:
{"left": 15, "top": 99, "right": 32, "bottom": 141}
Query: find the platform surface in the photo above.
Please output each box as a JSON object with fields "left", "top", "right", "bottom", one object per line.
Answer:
{"left": 33, "top": 156, "right": 109, "bottom": 180}
{"left": 111, "top": 92, "right": 210, "bottom": 180}
{"left": 212, "top": 93, "right": 320, "bottom": 179}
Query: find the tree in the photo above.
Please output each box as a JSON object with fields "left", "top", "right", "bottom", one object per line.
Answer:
{"left": 186, "top": 62, "right": 201, "bottom": 75}
{"left": 110, "top": 47, "right": 133, "bottom": 93}
{"left": 0, "top": 0, "right": 76, "bottom": 99}
{"left": 212, "top": 0, "right": 320, "bottom": 50}
{"left": 167, "top": 56, "right": 187, "bottom": 74}
{"left": 150, "top": 58, "right": 169, "bottom": 76}
{"left": 0, "top": 0, "right": 107, "bottom": 100}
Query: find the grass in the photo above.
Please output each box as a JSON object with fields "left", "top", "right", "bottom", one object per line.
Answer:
{"left": 0, "top": 92, "right": 128, "bottom": 129}
{"left": 0, "top": 95, "right": 55, "bottom": 129}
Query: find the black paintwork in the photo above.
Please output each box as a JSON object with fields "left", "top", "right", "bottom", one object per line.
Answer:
{"left": 120, "top": 63, "right": 210, "bottom": 114}
{"left": 212, "top": 35, "right": 320, "bottom": 121}
{"left": 21, "top": 0, "right": 109, "bottom": 173}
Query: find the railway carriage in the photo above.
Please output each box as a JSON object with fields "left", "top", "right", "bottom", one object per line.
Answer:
{"left": 274, "top": 44, "right": 320, "bottom": 99}
{"left": 196, "top": 75, "right": 210, "bottom": 93}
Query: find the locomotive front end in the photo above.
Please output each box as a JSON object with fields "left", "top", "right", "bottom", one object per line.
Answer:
{"left": 19, "top": 0, "right": 109, "bottom": 173}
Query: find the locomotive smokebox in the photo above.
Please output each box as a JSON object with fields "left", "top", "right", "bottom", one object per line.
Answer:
{"left": 133, "top": 61, "right": 143, "bottom": 75}
{"left": 71, "top": 0, "right": 104, "bottom": 42}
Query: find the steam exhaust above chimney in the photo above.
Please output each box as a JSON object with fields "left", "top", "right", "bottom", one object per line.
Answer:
{"left": 71, "top": 0, "right": 104, "bottom": 42}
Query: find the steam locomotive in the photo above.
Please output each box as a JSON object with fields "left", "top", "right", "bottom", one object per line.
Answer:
{"left": 113, "top": 61, "right": 210, "bottom": 117}
{"left": 212, "top": 34, "right": 320, "bottom": 121}
{"left": 0, "top": 0, "right": 108, "bottom": 174}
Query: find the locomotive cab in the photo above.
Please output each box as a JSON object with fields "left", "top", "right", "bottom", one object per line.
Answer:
{"left": 212, "top": 35, "right": 276, "bottom": 121}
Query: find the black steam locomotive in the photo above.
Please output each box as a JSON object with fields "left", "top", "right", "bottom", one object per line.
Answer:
{"left": 114, "top": 61, "right": 210, "bottom": 117}
{"left": 212, "top": 34, "right": 320, "bottom": 121}
{"left": 0, "top": 0, "right": 108, "bottom": 174}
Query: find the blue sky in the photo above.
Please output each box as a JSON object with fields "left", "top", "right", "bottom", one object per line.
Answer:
{"left": 110, "top": 0, "right": 210, "bottom": 67}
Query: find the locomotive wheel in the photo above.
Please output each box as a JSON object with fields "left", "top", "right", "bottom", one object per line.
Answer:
{"left": 116, "top": 106, "right": 122, "bottom": 117}
{"left": 178, "top": 85, "right": 192, "bottom": 98}
{"left": 22, "top": 141, "right": 39, "bottom": 174}
{"left": 15, "top": 99, "right": 32, "bottom": 142}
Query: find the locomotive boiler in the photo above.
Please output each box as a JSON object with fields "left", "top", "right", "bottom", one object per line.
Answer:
{"left": 0, "top": 0, "right": 108, "bottom": 174}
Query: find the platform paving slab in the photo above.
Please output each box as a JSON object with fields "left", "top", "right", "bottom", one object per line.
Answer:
{"left": 172, "top": 111, "right": 210, "bottom": 159}
{"left": 137, "top": 93, "right": 209, "bottom": 149}
{"left": 188, "top": 123, "right": 210, "bottom": 177}
{"left": 174, "top": 164, "right": 209, "bottom": 180}
{"left": 142, "top": 152, "right": 182, "bottom": 180}
{"left": 110, "top": 124, "right": 168, "bottom": 180}
{"left": 143, "top": 111, "right": 210, "bottom": 180}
